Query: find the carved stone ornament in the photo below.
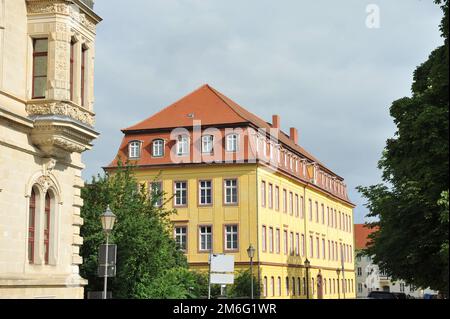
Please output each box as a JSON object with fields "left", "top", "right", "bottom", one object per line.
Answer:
{"left": 36, "top": 175, "right": 55, "bottom": 193}
{"left": 26, "top": 101, "right": 95, "bottom": 127}
{"left": 26, "top": 0, "right": 97, "bottom": 33}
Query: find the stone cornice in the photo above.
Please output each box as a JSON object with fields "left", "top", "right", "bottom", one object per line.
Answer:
{"left": 26, "top": 0, "right": 101, "bottom": 34}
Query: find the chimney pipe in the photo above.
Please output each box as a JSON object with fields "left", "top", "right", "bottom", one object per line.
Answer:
{"left": 272, "top": 115, "right": 280, "bottom": 129}
{"left": 290, "top": 127, "right": 298, "bottom": 144}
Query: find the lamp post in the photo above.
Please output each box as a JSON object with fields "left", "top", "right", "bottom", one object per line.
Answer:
{"left": 100, "top": 205, "right": 116, "bottom": 300}
{"left": 336, "top": 268, "right": 341, "bottom": 299}
{"left": 247, "top": 244, "right": 256, "bottom": 299}
{"left": 304, "top": 258, "right": 311, "bottom": 299}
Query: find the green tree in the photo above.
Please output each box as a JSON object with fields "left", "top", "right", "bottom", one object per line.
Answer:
{"left": 227, "top": 269, "right": 261, "bottom": 298}
{"left": 357, "top": 0, "right": 449, "bottom": 294}
{"left": 80, "top": 162, "right": 188, "bottom": 298}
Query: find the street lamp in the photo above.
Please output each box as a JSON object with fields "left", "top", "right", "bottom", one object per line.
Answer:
{"left": 100, "top": 205, "right": 116, "bottom": 300}
{"left": 247, "top": 244, "right": 256, "bottom": 299}
{"left": 336, "top": 268, "right": 341, "bottom": 299}
{"left": 304, "top": 258, "right": 311, "bottom": 299}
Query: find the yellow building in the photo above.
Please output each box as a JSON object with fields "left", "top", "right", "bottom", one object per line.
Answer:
{"left": 106, "top": 84, "right": 356, "bottom": 299}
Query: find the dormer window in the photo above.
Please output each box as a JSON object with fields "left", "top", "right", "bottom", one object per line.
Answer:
{"left": 226, "top": 134, "right": 239, "bottom": 152}
{"left": 202, "top": 135, "right": 214, "bottom": 154}
{"left": 152, "top": 139, "right": 164, "bottom": 157}
{"left": 129, "top": 141, "right": 141, "bottom": 158}
{"left": 177, "top": 135, "right": 189, "bottom": 155}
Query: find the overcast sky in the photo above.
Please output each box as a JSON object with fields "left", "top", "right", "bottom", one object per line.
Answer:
{"left": 83, "top": 0, "right": 444, "bottom": 224}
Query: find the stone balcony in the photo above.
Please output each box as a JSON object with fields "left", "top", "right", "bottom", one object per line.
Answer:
{"left": 26, "top": 100, "right": 98, "bottom": 159}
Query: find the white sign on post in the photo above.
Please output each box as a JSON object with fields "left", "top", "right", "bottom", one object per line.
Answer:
{"left": 209, "top": 254, "right": 235, "bottom": 285}
{"left": 210, "top": 254, "right": 234, "bottom": 273}
{"left": 210, "top": 273, "right": 234, "bottom": 285}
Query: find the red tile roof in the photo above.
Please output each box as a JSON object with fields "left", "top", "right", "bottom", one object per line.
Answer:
{"left": 123, "top": 84, "right": 340, "bottom": 178}
{"left": 354, "top": 224, "right": 379, "bottom": 250}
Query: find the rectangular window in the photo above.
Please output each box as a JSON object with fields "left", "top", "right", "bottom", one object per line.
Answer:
{"left": 275, "top": 186, "right": 280, "bottom": 211}
{"left": 262, "top": 226, "right": 267, "bottom": 252}
{"left": 32, "top": 38, "right": 48, "bottom": 99}
{"left": 309, "top": 235, "right": 313, "bottom": 258}
{"left": 152, "top": 139, "right": 164, "bottom": 157}
{"left": 224, "top": 179, "right": 238, "bottom": 204}
{"left": 202, "top": 135, "right": 214, "bottom": 153}
{"left": 289, "top": 192, "right": 293, "bottom": 215}
{"left": 283, "top": 230, "right": 288, "bottom": 255}
{"left": 321, "top": 204, "right": 325, "bottom": 224}
{"left": 261, "top": 181, "right": 266, "bottom": 207}
{"left": 81, "top": 47, "right": 87, "bottom": 106}
{"left": 328, "top": 240, "right": 331, "bottom": 260}
{"left": 300, "top": 196, "right": 304, "bottom": 218}
{"left": 225, "top": 225, "right": 238, "bottom": 250}
{"left": 199, "top": 180, "right": 212, "bottom": 205}
{"left": 268, "top": 183, "right": 273, "bottom": 209}
{"left": 315, "top": 201, "right": 319, "bottom": 222}
{"left": 327, "top": 207, "right": 330, "bottom": 226}
{"left": 283, "top": 189, "right": 287, "bottom": 213}
{"left": 357, "top": 267, "right": 362, "bottom": 276}
{"left": 151, "top": 181, "right": 163, "bottom": 207}
{"left": 174, "top": 226, "right": 187, "bottom": 251}
{"left": 226, "top": 134, "right": 239, "bottom": 152}
{"left": 268, "top": 227, "right": 274, "bottom": 253}
{"left": 177, "top": 135, "right": 189, "bottom": 155}
{"left": 295, "top": 194, "right": 299, "bottom": 217}
{"left": 129, "top": 141, "right": 141, "bottom": 158}
{"left": 322, "top": 238, "right": 326, "bottom": 260}
{"left": 290, "top": 232, "right": 294, "bottom": 255}
{"left": 174, "top": 181, "right": 187, "bottom": 206}
{"left": 199, "top": 226, "right": 212, "bottom": 251}
{"left": 70, "top": 40, "right": 75, "bottom": 101}
{"left": 301, "top": 234, "right": 305, "bottom": 257}
{"left": 276, "top": 228, "right": 280, "bottom": 254}
{"left": 309, "top": 199, "right": 312, "bottom": 221}
{"left": 316, "top": 237, "right": 320, "bottom": 259}
{"left": 295, "top": 233, "right": 300, "bottom": 256}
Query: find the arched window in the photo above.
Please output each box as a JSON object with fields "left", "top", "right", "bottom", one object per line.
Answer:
{"left": 28, "top": 188, "right": 37, "bottom": 264}
{"left": 44, "top": 192, "right": 51, "bottom": 264}
{"left": 263, "top": 276, "right": 268, "bottom": 297}
{"left": 225, "top": 133, "right": 238, "bottom": 152}
{"left": 152, "top": 139, "right": 164, "bottom": 157}
{"left": 129, "top": 141, "right": 141, "bottom": 158}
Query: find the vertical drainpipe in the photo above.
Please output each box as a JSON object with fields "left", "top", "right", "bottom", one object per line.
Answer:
{"left": 256, "top": 164, "right": 261, "bottom": 299}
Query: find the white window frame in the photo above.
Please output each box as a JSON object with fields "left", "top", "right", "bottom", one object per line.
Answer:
{"left": 224, "top": 179, "right": 238, "bottom": 204}
{"left": 201, "top": 135, "right": 214, "bottom": 154}
{"left": 225, "top": 225, "right": 238, "bottom": 250}
{"left": 174, "top": 226, "right": 187, "bottom": 251}
{"left": 226, "top": 133, "right": 239, "bottom": 152}
{"left": 129, "top": 141, "right": 141, "bottom": 158}
{"left": 177, "top": 135, "right": 189, "bottom": 156}
{"left": 152, "top": 139, "right": 164, "bottom": 157}
{"left": 174, "top": 181, "right": 187, "bottom": 206}
{"left": 199, "top": 180, "right": 212, "bottom": 205}
{"left": 199, "top": 226, "right": 212, "bottom": 251}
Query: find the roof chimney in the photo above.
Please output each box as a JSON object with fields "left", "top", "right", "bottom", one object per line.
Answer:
{"left": 272, "top": 115, "right": 280, "bottom": 129}
{"left": 290, "top": 127, "right": 298, "bottom": 144}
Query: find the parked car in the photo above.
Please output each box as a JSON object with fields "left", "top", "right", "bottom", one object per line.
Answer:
{"left": 367, "top": 291, "right": 397, "bottom": 299}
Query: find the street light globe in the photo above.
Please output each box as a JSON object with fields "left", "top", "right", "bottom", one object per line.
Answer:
{"left": 247, "top": 244, "right": 255, "bottom": 259}
{"left": 100, "top": 205, "right": 116, "bottom": 233}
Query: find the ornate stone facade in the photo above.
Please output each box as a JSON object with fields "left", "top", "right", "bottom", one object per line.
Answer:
{"left": 0, "top": 0, "right": 101, "bottom": 299}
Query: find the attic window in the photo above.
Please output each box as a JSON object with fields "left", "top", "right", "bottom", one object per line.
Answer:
{"left": 129, "top": 141, "right": 141, "bottom": 158}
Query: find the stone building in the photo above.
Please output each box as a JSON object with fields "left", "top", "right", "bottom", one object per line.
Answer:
{"left": 0, "top": 0, "right": 101, "bottom": 298}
